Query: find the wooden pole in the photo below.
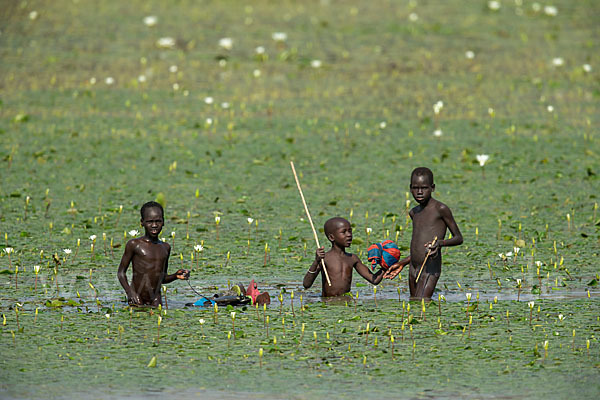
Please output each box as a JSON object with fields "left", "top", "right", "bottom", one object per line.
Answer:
{"left": 415, "top": 236, "right": 437, "bottom": 283}
{"left": 290, "top": 161, "right": 331, "bottom": 286}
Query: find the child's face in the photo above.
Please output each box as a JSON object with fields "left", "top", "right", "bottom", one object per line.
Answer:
{"left": 141, "top": 207, "right": 164, "bottom": 238}
{"left": 328, "top": 220, "right": 353, "bottom": 248}
{"left": 410, "top": 174, "right": 434, "bottom": 205}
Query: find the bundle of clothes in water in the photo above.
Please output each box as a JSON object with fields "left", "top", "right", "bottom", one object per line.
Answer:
{"left": 187, "top": 279, "right": 271, "bottom": 307}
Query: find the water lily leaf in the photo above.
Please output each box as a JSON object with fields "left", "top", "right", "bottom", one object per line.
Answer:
{"left": 155, "top": 192, "right": 166, "bottom": 208}
{"left": 147, "top": 356, "right": 157, "bottom": 368}
{"left": 587, "top": 279, "right": 598, "bottom": 286}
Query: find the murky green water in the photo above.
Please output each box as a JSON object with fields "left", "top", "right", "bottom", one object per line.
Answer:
{"left": 1, "top": 0, "right": 599, "bottom": 398}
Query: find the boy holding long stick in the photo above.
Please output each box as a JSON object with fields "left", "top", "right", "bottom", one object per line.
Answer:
{"left": 304, "top": 217, "right": 393, "bottom": 297}
{"left": 385, "top": 167, "right": 463, "bottom": 298}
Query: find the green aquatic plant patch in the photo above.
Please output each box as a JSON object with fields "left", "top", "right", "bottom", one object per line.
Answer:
{"left": 1, "top": 0, "right": 599, "bottom": 398}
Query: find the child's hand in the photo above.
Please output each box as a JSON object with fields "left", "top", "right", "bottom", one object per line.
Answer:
{"left": 315, "top": 247, "right": 325, "bottom": 261}
{"left": 383, "top": 263, "right": 404, "bottom": 279}
{"left": 176, "top": 269, "right": 190, "bottom": 280}
{"left": 128, "top": 293, "right": 142, "bottom": 306}
{"left": 425, "top": 240, "right": 441, "bottom": 257}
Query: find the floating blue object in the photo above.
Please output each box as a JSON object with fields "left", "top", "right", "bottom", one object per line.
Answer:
{"left": 192, "top": 297, "right": 215, "bottom": 307}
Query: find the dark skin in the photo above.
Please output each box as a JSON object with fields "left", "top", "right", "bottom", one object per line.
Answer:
{"left": 385, "top": 174, "right": 463, "bottom": 298}
{"left": 117, "top": 206, "right": 190, "bottom": 307}
{"left": 303, "top": 218, "right": 385, "bottom": 297}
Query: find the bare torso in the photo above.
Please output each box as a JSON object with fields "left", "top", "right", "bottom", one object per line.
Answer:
{"left": 321, "top": 250, "right": 357, "bottom": 297}
{"left": 128, "top": 238, "right": 170, "bottom": 306}
{"left": 409, "top": 198, "right": 448, "bottom": 297}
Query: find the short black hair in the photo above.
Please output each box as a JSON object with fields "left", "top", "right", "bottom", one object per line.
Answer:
{"left": 411, "top": 167, "right": 434, "bottom": 186}
{"left": 140, "top": 201, "right": 164, "bottom": 220}
{"left": 324, "top": 217, "right": 350, "bottom": 238}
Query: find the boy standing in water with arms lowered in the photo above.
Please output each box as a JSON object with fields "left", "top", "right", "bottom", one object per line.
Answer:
{"left": 118, "top": 201, "right": 190, "bottom": 307}
{"left": 385, "top": 167, "right": 463, "bottom": 298}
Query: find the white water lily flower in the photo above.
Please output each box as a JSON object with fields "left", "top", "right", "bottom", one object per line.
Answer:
{"left": 204, "top": 96, "right": 214, "bottom": 105}
{"left": 128, "top": 230, "right": 139, "bottom": 237}
{"left": 433, "top": 101, "right": 444, "bottom": 114}
{"left": 505, "top": 251, "right": 513, "bottom": 257}
{"left": 535, "top": 261, "right": 542, "bottom": 267}
{"left": 408, "top": 13, "right": 418, "bottom": 22}
{"left": 105, "top": 77, "right": 115, "bottom": 85}
{"left": 476, "top": 154, "right": 490, "bottom": 167}
{"left": 247, "top": 218, "right": 254, "bottom": 224}
{"left": 215, "top": 216, "right": 221, "bottom": 224}
{"left": 169, "top": 65, "right": 178, "bottom": 73}
{"left": 219, "top": 37, "right": 233, "bottom": 50}
{"left": 532, "top": 3, "right": 541, "bottom": 12}
{"left": 465, "top": 50, "right": 475, "bottom": 59}
{"left": 558, "top": 314, "right": 565, "bottom": 321}
{"left": 172, "top": 83, "right": 179, "bottom": 91}
{"left": 194, "top": 244, "right": 204, "bottom": 252}
{"left": 543, "top": 6, "right": 557, "bottom": 16}
{"left": 105, "top": 313, "right": 110, "bottom": 320}
{"left": 171, "top": 231, "right": 176, "bottom": 238}
{"left": 156, "top": 37, "right": 176, "bottom": 49}
{"left": 138, "top": 75, "right": 147, "bottom": 83}
{"left": 513, "top": 247, "right": 520, "bottom": 254}
{"left": 498, "top": 253, "right": 505, "bottom": 259}
{"left": 255, "top": 46, "right": 266, "bottom": 54}
{"left": 29, "top": 10, "right": 39, "bottom": 20}
{"left": 221, "top": 102, "right": 230, "bottom": 109}
{"left": 310, "top": 59, "right": 322, "bottom": 68}
{"left": 583, "top": 64, "right": 592, "bottom": 73}
{"left": 89, "top": 235, "right": 97, "bottom": 241}
{"left": 90, "top": 77, "right": 97, "bottom": 85}
{"left": 379, "top": 121, "right": 387, "bottom": 129}
{"left": 433, "top": 129, "right": 443, "bottom": 137}
{"left": 253, "top": 69, "right": 261, "bottom": 78}
{"left": 528, "top": 301, "right": 535, "bottom": 309}
{"left": 272, "top": 32, "right": 287, "bottom": 42}
{"left": 4, "top": 247, "right": 14, "bottom": 254}
{"left": 552, "top": 57, "right": 564, "bottom": 67}
{"left": 33, "top": 265, "right": 41, "bottom": 274}
{"left": 488, "top": 1, "right": 501, "bottom": 11}
{"left": 199, "top": 318, "right": 205, "bottom": 324}
{"left": 231, "top": 312, "right": 236, "bottom": 319}
{"left": 366, "top": 227, "right": 372, "bottom": 234}
{"left": 143, "top": 16, "right": 158, "bottom": 27}
{"left": 547, "top": 105, "right": 554, "bottom": 112}
{"left": 206, "top": 118, "right": 213, "bottom": 125}
{"left": 466, "top": 292, "right": 472, "bottom": 301}
{"left": 63, "top": 249, "right": 72, "bottom": 255}
{"left": 516, "top": 278, "right": 522, "bottom": 286}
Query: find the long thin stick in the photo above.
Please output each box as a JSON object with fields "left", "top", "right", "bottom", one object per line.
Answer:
{"left": 415, "top": 236, "right": 437, "bottom": 283}
{"left": 290, "top": 161, "right": 331, "bottom": 286}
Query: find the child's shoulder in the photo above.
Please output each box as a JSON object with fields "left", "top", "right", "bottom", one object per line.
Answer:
{"left": 431, "top": 198, "right": 452, "bottom": 212}
{"left": 126, "top": 237, "right": 170, "bottom": 250}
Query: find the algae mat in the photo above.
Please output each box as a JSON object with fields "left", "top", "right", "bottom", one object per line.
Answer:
{"left": 1, "top": 0, "right": 599, "bottom": 398}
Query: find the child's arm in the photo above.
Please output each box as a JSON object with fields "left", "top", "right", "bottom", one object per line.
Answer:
{"left": 428, "top": 204, "right": 463, "bottom": 256}
{"left": 353, "top": 256, "right": 385, "bottom": 285}
{"left": 161, "top": 244, "right": 190, "bottom": 283}
{"left": 117, "top": 240, "right": 141, "bottom": 305}
{"left": 383, "top": 256, "right": 411, "bottom": 279}
{"left": 303, "top": 247, "right": 324, "bottom": 289}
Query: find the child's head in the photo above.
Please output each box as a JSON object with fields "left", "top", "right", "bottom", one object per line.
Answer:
{"left": 411, "top": 167, "right": 434, "bottom": 186}
{"left": 324, "top": 217, "right": 352, "bottom": 247}
{"left": 410, "top": 167, "right": 435, "bottom": 205}
{"left": 140, "top": 201, "right": 164, "bottom": 220}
